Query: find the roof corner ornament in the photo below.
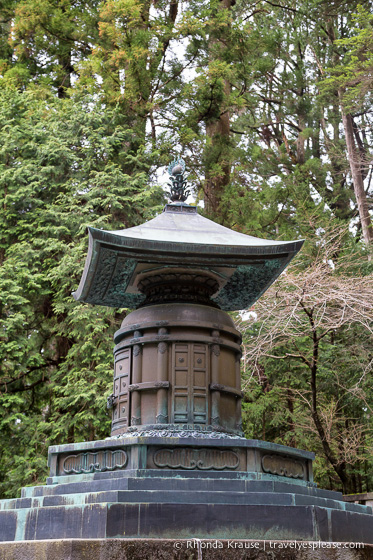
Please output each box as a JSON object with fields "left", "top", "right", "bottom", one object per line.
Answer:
{"left": 167, "top": 157, "right": 190, "bottom": 203}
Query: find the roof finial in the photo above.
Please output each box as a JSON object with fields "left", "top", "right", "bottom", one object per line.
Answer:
{"left": 167, "top": 158, "right": 190, "bottom": 203}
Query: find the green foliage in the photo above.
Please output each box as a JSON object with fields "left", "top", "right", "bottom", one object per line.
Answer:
{"left": 239, "top": 228, "right": 373, "bottom": 493}
{"left": 0, "top": 86, "right": 163, "bottom": 497}
{"left": 320, "top": 6, "right": 373, "bottom": 112}
{"left": 0, "top": 0, "right": 372, "bottom": 498}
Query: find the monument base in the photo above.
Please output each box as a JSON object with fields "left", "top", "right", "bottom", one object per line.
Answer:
{"left": 0, "top": 436, "right": 372, "bottom": 545}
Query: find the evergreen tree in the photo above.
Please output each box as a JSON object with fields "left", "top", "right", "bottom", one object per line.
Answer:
{"left": 0, "top": 0, "right": 372, "bottom": 497}
{"left": 0, "top": 86, "right": 163, "bottom": 497}
{"left": 239, "top": 226, "right": 373, "bottom": 492}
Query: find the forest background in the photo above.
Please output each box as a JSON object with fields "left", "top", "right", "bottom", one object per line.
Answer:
{"left": 0, "top": 0, "right": 372, "bottom": 498}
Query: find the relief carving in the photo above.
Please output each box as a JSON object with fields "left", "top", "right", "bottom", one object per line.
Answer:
{"left": 62, "top": 449, "right": 128, "bottom": 474}
{"left": 261, "top": 454, "right": 305, "bottom": 479}
{"left": 133, "top": 344, "right": 142, "bottom": 357}
{"left": 158, "top": 342, "right": 168, "bottom": 354}
{"left": 85, "top": 248, "right": 116, "bottom": 303}
{"left": 153, "top": 448, "right": 239, "bottom": 470}
{"left": 86, "top": 249, "right": 144, "bottom": 308}
{"left": 106, "top": 393, "right": 116, "bottom": 409}
{"left": 126, "top": 424, "right": 244, "bottom": 439}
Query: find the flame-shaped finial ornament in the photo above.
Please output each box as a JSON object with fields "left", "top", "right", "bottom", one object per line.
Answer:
{"left": 167, "top": 158, "right": 190, "bottom": 203}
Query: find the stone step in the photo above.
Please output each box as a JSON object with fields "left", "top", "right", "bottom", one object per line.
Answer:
{"left": 26, "top": 470, "right": 342, "bottom": 501}
{"left": 22, "top": 475, "right": 343, "bottom": 502}
{"left": 0, "top": 490, "right": 294, "bottom": 510}
{"left": 47, "top": 467, "right": 318, "bottom": 484}
{"left": 2, "top": 488, "right": 371, "bottom": 514}
{"left": 25, "top": 476, "right": 305, "bottom": 498}
{"left": 1, "top": 501, "right": 373, "bottom": 543}
{"left": 128, "top": 476, "right": 344, "bottom": 501}
{"left": 25, "top": 476, "right": 246, "bottom": 497}
{"left": 45, "top": 468, "right": 263, "bottom": 485}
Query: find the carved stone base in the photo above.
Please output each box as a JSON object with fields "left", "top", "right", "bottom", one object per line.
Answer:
{"left": 0, "top": 437, "right": 372, "bottom": 544}
{"left": 46, "top": 436, "right": 315, "bottom": 481}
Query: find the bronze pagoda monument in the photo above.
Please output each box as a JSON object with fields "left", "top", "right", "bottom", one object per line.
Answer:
{"left": 0, "top": 159, "right": 372, "bottom": 549}
{"left": 73, "top": 158, "right": 303, "bottom": 439}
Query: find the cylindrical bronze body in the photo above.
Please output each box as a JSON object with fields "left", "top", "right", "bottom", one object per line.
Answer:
{"left": 111, "top": 303, "right": 242, "bottom": 436}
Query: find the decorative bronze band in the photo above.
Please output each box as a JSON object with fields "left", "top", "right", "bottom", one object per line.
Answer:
{"left": 114, "top": 320, "right": 241, "bottom": 343}
{"left": 137, "top": 271, "right": 220, "bottom": 307}
{"left": 129, "top": 381, "right": 170, "bottom": 392}
{"left": 115, "top": 334, "right": 241, "bottom": 355}
{"left": 209, "top": 383, "right": 243, "bottom": 398}
{"left": 125, "top": 423, "right": 243, "bottom": 438}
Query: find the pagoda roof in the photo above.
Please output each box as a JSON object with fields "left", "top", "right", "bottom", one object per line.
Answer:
{"left": 73, "top": 204, "right": 303, "bottom": 311}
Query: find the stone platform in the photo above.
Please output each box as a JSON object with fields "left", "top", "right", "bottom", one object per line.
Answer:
{"left": 0, "top": 435, "right": 372, "bottom": 544}
{"left": 0, "top": 539, "right": 372, "bottom": 560}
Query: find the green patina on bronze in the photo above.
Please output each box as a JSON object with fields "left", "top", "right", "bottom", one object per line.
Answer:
{"left": 212, "top": 260, "right": 284, "bottom": 310}
{"left": 73, "top": 162, "right": 303, "bottom": 311}
{"left": 167, "top": 158, "right": 191, "bottom": 202}
{"left": 84, "top": 253, "right": 145, "bottom": 307}
{"left": 72, "top": 160, "right": 304, "bottom": 439}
